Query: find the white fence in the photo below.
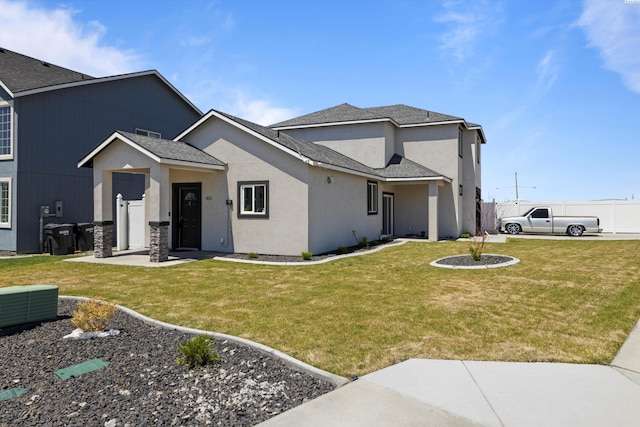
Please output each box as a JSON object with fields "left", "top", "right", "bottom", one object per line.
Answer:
{"left": 491, "top": 200, "right": 640, "bottom": 234}
{"left": 116, "top": 194, "right": 146, "bottom": 250}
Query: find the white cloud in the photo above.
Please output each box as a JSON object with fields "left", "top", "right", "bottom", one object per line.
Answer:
{"left": 536, "top": 49, "right": 558, "bottom": 93}
{"left": 0, "top": 1, "right": 295, "bottom": 125}
{"left": 578, "top": 0, "right": 640, "bottom": 93}
{"left": 184, "top": 78, "right": 297, "bottom": 125}
{"left": 229, "top": 91, "right": 297, "bottom": 126}
{"left": 0, "top": 0, "right": 141, "bottom": 76}
{"left": 436, "top": 0, "right": 504, "bottom": 62}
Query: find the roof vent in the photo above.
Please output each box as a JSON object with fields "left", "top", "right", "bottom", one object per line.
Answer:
{"left": 42, "top": 61, "right": 50, "bottom": 67}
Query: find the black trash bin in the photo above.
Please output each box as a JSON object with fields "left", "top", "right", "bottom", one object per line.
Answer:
{"left": 44, "top": 223, "right": 75, "bottom": 255}
{"left": 74, "top": 223, "right": 94, "bottom": 252}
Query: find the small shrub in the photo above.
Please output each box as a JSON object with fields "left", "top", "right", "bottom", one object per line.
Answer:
{"left": 248, "top": 252, "right": 259, "bottom": 259}
{"left": 337, "top": 246, "right": 348, "bottom": 254}
{"left": 380, "top": 236, "right": 390, "bottom": 243}
{"left": 358, "top": 236, "right": 369, "bottom": 249}
{"left": 468, "top": 230, "right": 488, "bottom": 261}
{"left": 176, "top": 335, "right": 220, "bottom": 369}
{"left": 301, "top": 251, "right": 313, "bottom": 260}
{"left": 469, "top": 246, "right": 482, "bottom": 261}
{"left": 370, "top": 239, "right": 379, "bottom": 246}
{"left": 71, "top": 297, "right": 117, "bottom": 332}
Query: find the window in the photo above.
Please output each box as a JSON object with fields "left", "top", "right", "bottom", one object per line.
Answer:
{"left": 367, "top": 181, "right": 378, "bottom": 214}
{"left": 0, "top": 178, "right": 11, "bottom": 227}
{"left": 458, "top": 127, "right": 463, "bottom": 158}
{"left": 135, "top": 128, "right": 161, "bottom": 139}
{"left": 530, "top": 208, "right": 549, "bottom": 219}
{"left": 0, "top": 105, "right": 12, "bottom": 159}
{"left": 476, "top": 133, "right": 481, "bottom": 164}
{"left": 238, "top": 181, "right": 268, "bottom": 218}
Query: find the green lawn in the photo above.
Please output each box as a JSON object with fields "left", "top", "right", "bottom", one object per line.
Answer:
{"left": 1, "top": 239, "right": 639, "bottom": 377}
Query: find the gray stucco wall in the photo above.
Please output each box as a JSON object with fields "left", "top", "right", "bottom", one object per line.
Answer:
{"left": 283, "top": 122, "right": 393, "bottom": 169}
{"left": 396, "top": 125, "right": 460, "bottom": 237}
{"left": 183, "top": 118, "right": 311, "bottom": 256}
{"left": 307, "top": 168, "right": 381, "bottom": 255}
{"left": 390, "top": 184, "right": 429, "bottom": 237}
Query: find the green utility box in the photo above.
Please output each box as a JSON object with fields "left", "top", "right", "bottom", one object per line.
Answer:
{"left": 0, "top": 285, "right": 59, "bottom": 328}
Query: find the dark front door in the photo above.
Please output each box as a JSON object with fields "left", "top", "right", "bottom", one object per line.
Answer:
{"left": 173, "top": 183, "right": 201, "bottom": 249}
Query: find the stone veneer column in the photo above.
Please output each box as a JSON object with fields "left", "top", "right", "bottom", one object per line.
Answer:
{"left": 94, "top": 221, "right": 113, "bottom": 258}
{"left": 149, "top": 221, "right": 170, "bottom": 262}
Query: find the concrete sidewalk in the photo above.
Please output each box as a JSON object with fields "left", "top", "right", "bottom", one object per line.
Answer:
{"left": 260, "top": 320, "right": 640, "bottom": 427}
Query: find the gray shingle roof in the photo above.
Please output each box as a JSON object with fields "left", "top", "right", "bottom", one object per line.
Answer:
{"left": 376, "top": 154, "right": 446, "bottom": 179}
{"left": 0, "top": 47, "right": 94, "bottom": 94}
{"left": 118, "top": 131, "right": 225, "bottom": 167}
{"left": 215, "top": 111, "right": 448, "bottom": 180}
{"left": 214, "top": 110, "right": 378, "bottom": 176}
{"left": 270, "top": 103, "right": 464, "bottom": 128}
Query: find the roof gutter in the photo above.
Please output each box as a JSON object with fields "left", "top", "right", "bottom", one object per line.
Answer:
{"left": 309, "top": 160, "right": 381, "bottom": 180}
{"left": 384, "top": 176, "right": 452, "bottom": 184}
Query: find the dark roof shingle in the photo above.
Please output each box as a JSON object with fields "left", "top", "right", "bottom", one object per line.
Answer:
{"left": 270, "top": 103, "right": 464, "bottom": 128}
{"left": 214, "top": 110, "right": 378, "bottom": 176}
{"left": 376, "top": 154, "right": 446, "bottom": 179}
{"left": 0, "top": 47, "right": 94, "bottom": 94}
{"left": 119, "top": 131, "right": 225, "bottom": 167}
{"left": 214, "top": 111, "right": 448, "bottom": 180}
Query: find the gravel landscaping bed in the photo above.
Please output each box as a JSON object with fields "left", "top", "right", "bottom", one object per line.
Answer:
{"left": 432, "top": 254, "right": 517, "bottom": 268}
{"left": 0, "top": 299, "right": 334, "bottom": 426}
{"left": 217, "top": 239, "right": 398, "bottom": 263}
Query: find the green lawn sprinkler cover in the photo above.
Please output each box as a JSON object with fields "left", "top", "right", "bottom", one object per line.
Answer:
{"left": 0, "top": 388, "right": 27, "bottom": 401}
{"left": 54, "top": 358, "right": 109, "bottom": 380}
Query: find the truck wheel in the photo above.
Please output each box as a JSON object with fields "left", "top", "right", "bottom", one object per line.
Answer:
{"left": 505, "top": 223, "right": 521, "bottom": 235}
{"left": 567, "top": 225, "right": 584, "bottom": 237}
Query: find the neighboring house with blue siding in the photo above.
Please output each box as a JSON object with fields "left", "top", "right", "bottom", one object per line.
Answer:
{"left": 0, "top": 47, "right": 201, "bottom": 253}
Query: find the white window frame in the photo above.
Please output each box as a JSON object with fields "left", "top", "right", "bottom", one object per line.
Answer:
{"left": 367, "top": 180, "right": 378, "bottom": 215}
{"left": 0, "top": 103, "right": 14, "bottom": 160}
{"left": 238, "top": 181, "right": 269, "bottom": 218}
{"left": 0, "top": 177, "right": 11, "bottom": 228}
{"left": 135, "top": 128, "right": 161, "bottom": 139}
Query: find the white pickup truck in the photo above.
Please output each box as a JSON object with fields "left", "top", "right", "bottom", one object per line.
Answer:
{"left": 499, "top": 207, "right": 602, "bottom": 237}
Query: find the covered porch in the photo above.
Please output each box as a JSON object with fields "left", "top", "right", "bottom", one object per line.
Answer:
{"left": 78, "top": 131, "right": 226, "bottom": 262}
{"left": 382, "top": 179, "right": 454, "bottom": 242}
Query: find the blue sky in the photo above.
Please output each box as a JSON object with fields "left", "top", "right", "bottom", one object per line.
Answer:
{"left": 1, "top": 0, "right": 639, "bottom": 202}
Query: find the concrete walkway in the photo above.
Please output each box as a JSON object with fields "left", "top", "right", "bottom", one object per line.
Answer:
{"left": 260, "top": 320, "right": 640, "bottom": 427}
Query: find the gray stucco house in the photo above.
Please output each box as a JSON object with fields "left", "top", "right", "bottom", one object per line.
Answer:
{"left": 0, "top": 48, "right": 202, "bottom": 253}
{"left": 79, "top": 103, "right": 486, "bottom": 261}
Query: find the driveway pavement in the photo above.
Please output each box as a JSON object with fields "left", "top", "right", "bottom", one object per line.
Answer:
{"left": 259, "top": 319, "right": 640, "bottom": 427}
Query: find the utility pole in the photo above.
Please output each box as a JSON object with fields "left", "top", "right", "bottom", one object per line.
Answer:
{"left": 496, "top": 172, "right": 536, "bottom": 214}
{"left": 515, "top": 172, "right": 519, "bottom": 205}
